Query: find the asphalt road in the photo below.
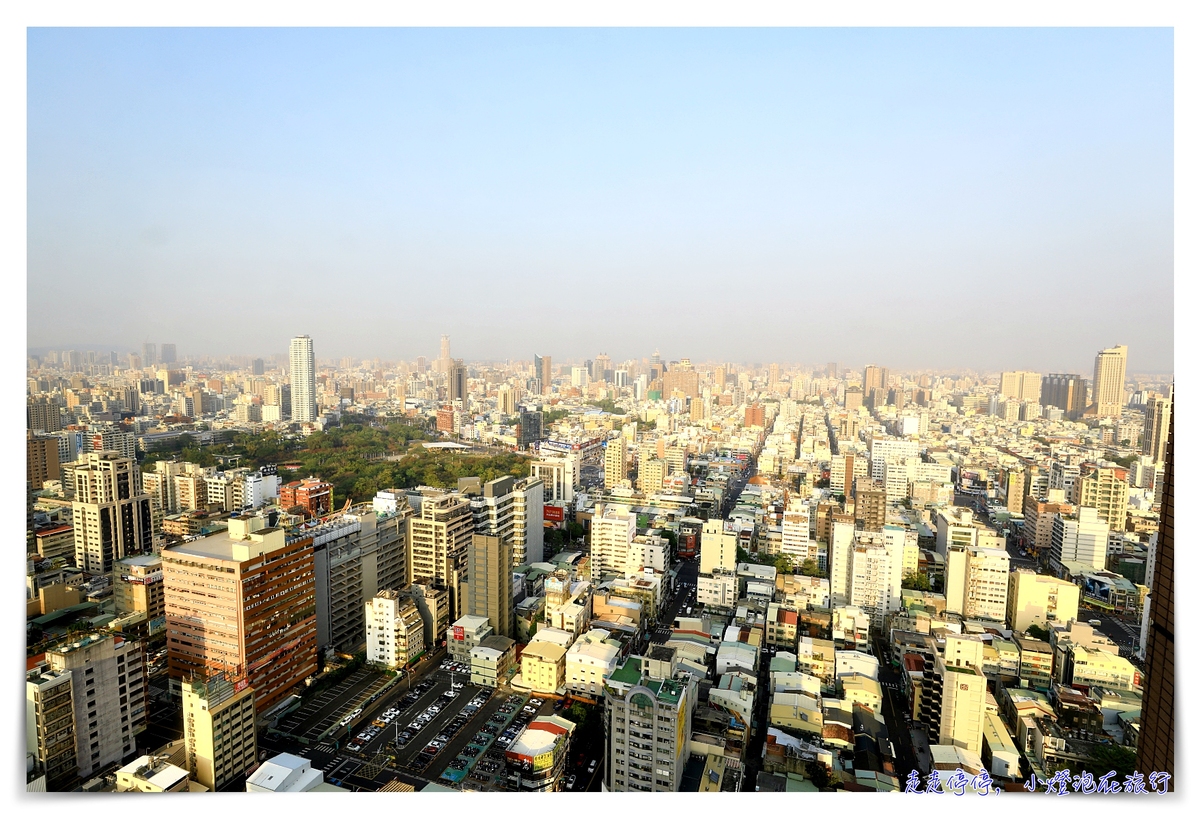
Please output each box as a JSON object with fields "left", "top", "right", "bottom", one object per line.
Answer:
{"left": 651, "top": 557, "right": 700, "bottom": 644}
{"left": 873, "top": 633, "right": 920, "bottom": 781}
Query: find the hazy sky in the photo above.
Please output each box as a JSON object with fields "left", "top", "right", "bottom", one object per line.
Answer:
{"left": 27, "top": 27, "right": 1173, "bottom": 373}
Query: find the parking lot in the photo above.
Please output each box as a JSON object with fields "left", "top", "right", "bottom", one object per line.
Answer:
{"left": 277, "top": 667, "right": 392, "bottom": 743}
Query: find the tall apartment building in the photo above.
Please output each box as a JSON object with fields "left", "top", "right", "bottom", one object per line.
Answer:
{"left": 365, "top": 589, "right": 426, "bottom": 669}
{"left": 497, "top": 384, "right": 517, "bottom": 415}
{"left": 307, "top": 501, "right": 410, "bottom": 653}
{"left": 1091, "top": 344, "right": 1128, "bottom": 417}
{"left": 830, "top": 453, "right": 868, "bottom": 496}
{"left": 468, "top": 534, "right": 514, "bottom": 639}
{"left": 1007, "top": 569, "right": 1080, "bottom": 633}
{"left": 1142, "top": 390, "right": 1172, "bottom": 464}
{"left": 829, "top": 527, "right": 908, "bottom": 625}
{"left": 603, "top": 435, "right": 627, "bottom": 489}
{"left": 700, "top": 518, "right": 738, "bottom": 575}
{"left": 744, "top": 403, "right": 766, "bottom": 427}
{"left": 142, "top": 343, "right": 157, "bottom": 367}
{"left": 780, "top": 499, "right": 815, "bottom": 564}
{"left": 162, "top": 516, "right": 318, "bottom": 713}
{"left": 535, "top": 354, "right": 553, "bottom": 394}
{"left": 27, "top": 430, "right": 60, "bottom": 489}
{"left": 27, "top": 396, "right": 63, "bottom": 433}
{"left": 1022, "top": 493, "right": 1073, "bottom": 554}
{"left": 639, "top": 457, "right": 667, "bottom": 495}
{"left": 1050, "top": 507, "right": 1109, "bottom": 572}
{"left": 1072, "top": 466, "right": 1129, "bottom": 529}
{"left": 26, "top": 666, "right": 77, "bottom": 790}
{"left": 590, "top": 503, "right": 639, "bottom": 581}
{"left": 181, "top": 672, "right": 257, "bottom": 791}
{"left": 863, "top": 365, "right": 889, "bottom": 393}
{"left": 517, "top": 409, "right": 543, "bottom": 450}
{"left": 69, "top": 451, "right": 154, "bottom": 574}
{"left": 448, "top": 359, "right": 467, "bottom": 404}
{"left": 604, "top": 655, "right": 696, "bottom": 792}
{"left": 1040, "top": 373, "right": 1088, "bottom": 420}
{"left": 1138, "top": 407, "right": 1172, "bottom": 788}
{"left": 852, "top": 478, "right": 886, "bottom": 532}
{"left": 45, "top": 632, "right": 147, "bottom": 781}
{"left": 159, "top": 343, "right": 177, "bottom": 364}
{"left": 934, "top": 653, "right": 987, "bottom": 754}
{"left": 408, "top": 492, "right": 473, "bottom": 621}
{"left": 999, "top": 371, "right": 1042, "bottom": 402}
{"left": 1003, "top": 467, "right": 1025, "bottom": 515}
{"left": 944, "top": 546, "right": 1010, "bottom": 623}
{"left": 469, "top": 475, "right": 544, "bottom": 567}
{"left": 532, "top": 455, "right": 579, "bottom": 505}
{"left": 289, "top": 335, "right": 316, "bottom": 423}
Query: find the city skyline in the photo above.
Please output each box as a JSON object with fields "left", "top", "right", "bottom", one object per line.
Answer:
{"left": 27, "top": 27, "right": 1173, "bottom": 370}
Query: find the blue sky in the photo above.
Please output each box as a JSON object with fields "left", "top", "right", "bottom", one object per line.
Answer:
{"left": 27, "top": 27, "right": 1173, "bottom": 372}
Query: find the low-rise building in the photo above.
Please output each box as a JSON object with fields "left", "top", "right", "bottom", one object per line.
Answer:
{"left": 519, "top": 641, "right": 567, "bottom": 695}
{"left": 447, "top": 614, "right": 493, "bottom": 663}
{"left": 365, "top": 590, "right": 426, "bottom": 669}
{"left": 504, "top": 715, "right": 576, "bottom": 792}
{"left": 565, "top": 629, "right": 620, "bottom": 699}
{"left": 471, "top": 635, "right": 516, "bottom": 688}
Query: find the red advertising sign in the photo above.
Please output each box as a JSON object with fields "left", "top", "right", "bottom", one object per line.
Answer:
{"left": 544, "top": 505, "right": 564, "bottom": 522}
{"left": 235, "top": 679, "right": 248, "bottom": 693}
{"left": 453, "top": 626, "right": 464, "bottom": 641}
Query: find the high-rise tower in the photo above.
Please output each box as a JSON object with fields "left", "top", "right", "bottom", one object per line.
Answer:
{"left": 1091, "top": 344, "right": 1128, "bottom": 417}
{"left": 289, "top": 335, "right": 316, "bottom": 423}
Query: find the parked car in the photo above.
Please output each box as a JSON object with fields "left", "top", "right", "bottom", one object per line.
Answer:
{"left": 564, "top": 775, "right": 577, "bottom": 790}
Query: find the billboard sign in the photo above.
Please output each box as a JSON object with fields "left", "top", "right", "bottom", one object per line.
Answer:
{"left": 453, "top": 626, "right": 465, "bottom": 641}
{"left": 544, "top": 505, "right": 564, "bottom": 522}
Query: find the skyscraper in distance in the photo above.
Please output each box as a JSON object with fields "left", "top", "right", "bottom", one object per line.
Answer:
{"left": 535, "top": 354, "right": 552, "bottom": 395}
{"left": 289, "top": 335, "right": 316, "bottom": 423}
{"left": 1091, "top": 344, "right": 1128, "bottom": 417}
{"left": 142, "top": 342, "right": 157, "bottom": 367}
{"left": 160, "top": 343, "right": 176, "bottom": 364}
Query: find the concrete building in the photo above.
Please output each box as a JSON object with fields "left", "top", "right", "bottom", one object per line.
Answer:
{"left": 590, "top": 503, "right": 640, "bottom": 580}
{"left": 565, "top": 629, "right": 620, "bottom": 698}
{"left": 26, "top": 666, "right": 76, "bottom": 790}
{"left": 1072, "top": 466, "right": 1129, "bottom": 530}
{"left": 470, "top": 635, "right": 516, "bottom": 688}
{"left": 1040, "top": 373, "right": 1088, "bottom": 420}
{"left": 246, "top": 753, "right": 345, "bottom": 792}
{"left": 604, "top": 656, "right": 696, "bottom": 792}
{"left": 1007, "top": 569, "right": 1080, "bottom": 633}
{"left": 305, "top": 502, "right": 410, "bottom": 653}
{"left": 115, "top": 755, "right": 199, "bottom": 792}
{"left": 1142, "top": 390, "right": 1172, "bottom": 463}
{"left": 467, "top": 534, "right": 514, "bottom": 638}
{"left": 700, "top": 518, "right": 738, "bottom": 575}
{"left": 289, "top": 335, "right": 316, "bottom": 423}
{"left": 1050, "top": 507, "right": 1109, "bottom": 572}
{"left": 181, "top": 672, "right": 257, "bottom": 791}
{"left": 408, "top": 492, "right": 473, "bottom": 621}
{"left": 45, "top": 632, "right": 146, "bottom": 781}
{"left": 448, "top": 614, "right": 493, "bottom": 663}
{"left": 999, "top": 371, "right": 1042, "bottom": 403}
{"left": 604, "top": 433, "right": 627, "bottom": 489}
{"left": 470, "top": 475, "right": 544, "bottom": 567}
{"left": 1091, "top": 344, "right": 1127, "bottom": 418}
{"left": 531, "top": 454, "right": 579, "bottom": 505}
{"left": 365, "top": 590, "right": 426, "bottom": 669}
{"left": 520, "top": 641, "right": 567, "bottom": 695}
{"left": 27, "top": 430, "right": 60, "bottom": 490}
{"left": 944, "top": 546, "right": 1010, "bottom": 623}
{"left": 69, "top": 451, "right": 154, "bottom": 574}
{"left": 505, "top": 716, "right": 576, "bottom": 792}
{"left": 162, "top": 516, "right": 318, "bottom": 713}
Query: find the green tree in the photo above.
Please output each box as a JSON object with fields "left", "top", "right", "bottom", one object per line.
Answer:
{"left": 798, "top": 558, "right": 822, "bottom": 578}
{"left": 543, "top": 408, "right": 570, "bottom": 424}
{"left": 773, "top": 554, "right": 794, "bottom": 574}
{"left": 902, "top": 572, "right": 932, "bottom": 592}
{"left": 807, "top": 761, "right": 831, "bottom": 789}
{"left": 1026, "top": 623, "right": 1051, "bottom": 642}
{"left": 1080, "top": 744, "right": 1137, "bottom": 779}
{"left": 567, "top": 522, "right": 585, "bottom": 542}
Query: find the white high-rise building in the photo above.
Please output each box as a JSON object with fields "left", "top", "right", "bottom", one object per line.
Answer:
{"left": 603, "top": 435, "right": 627, "bottom": 489}
{"left": 289, "top": 335, "right": 316, "bottom": 423}
{"left": 589, "top": 503, "right": 639, "bottom": 581}
{"left": 945, "top": 546, "right": 1010, "bottom": 623}
{"left": 1050, "top": 507, "right": 1110, "bottom": 571}
{"left": 780, "top": 499, "right": 814, "bottom": 563}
